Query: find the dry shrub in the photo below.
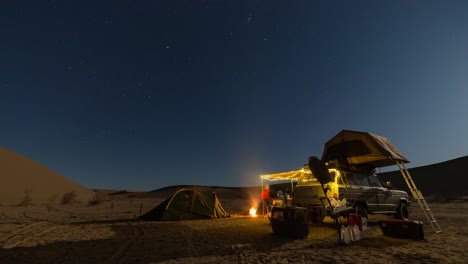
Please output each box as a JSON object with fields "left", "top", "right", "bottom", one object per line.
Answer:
{"left": 46, "top": 194, "right": 58, "bottom": 212}
{"left": 18, "top": 189, "right": 32, "bottom": 207}
{"left": 88, "top": 191, "right": 108, "bottom": 206}
{"left": 61, "top": 191, "right": 77, "bottom": 205}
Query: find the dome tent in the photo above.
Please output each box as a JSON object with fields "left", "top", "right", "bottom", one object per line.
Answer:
{"left": 139, "top": 188, "right": 229, "bottom": 221}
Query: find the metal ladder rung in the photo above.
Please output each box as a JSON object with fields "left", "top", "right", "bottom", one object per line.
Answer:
{"left": 396, "top": 161, "right": 442, "bottom": 233}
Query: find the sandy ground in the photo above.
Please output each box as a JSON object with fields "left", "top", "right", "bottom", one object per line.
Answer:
{"left": 0, "top": 194, "right": 467, "bottom": 264}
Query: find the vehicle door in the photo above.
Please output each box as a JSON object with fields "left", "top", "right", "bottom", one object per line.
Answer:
{"left": 354, "top": 173, "right": 378, "bottom": 212}
{"left": 367, "top": 175, "right": 393, "bottom": 211}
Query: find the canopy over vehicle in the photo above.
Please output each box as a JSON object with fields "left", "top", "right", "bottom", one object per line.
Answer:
{"left": 260, "top": 170, "right": 303, "bottom": 182}
{"left": 321, "top": 130, "right": 409, "bottom": 169}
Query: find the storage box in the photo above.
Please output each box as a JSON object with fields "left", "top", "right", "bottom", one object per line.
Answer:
{"left": 378, "top": 219, "right": 424, "bottom": 240}
{"left": 270, "top": 207, "right": 309, "bottom": 238}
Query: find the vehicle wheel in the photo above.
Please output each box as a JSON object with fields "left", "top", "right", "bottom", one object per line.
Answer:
{"left": 394, "top": 202, "right": 409, "bottom": 220}
{"left": 294, "top": 212, "right": 309, "bottom": 238}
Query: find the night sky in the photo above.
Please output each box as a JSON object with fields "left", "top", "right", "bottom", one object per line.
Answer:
{"left": 2, "top": 1, "right": 468, "bottom": 191}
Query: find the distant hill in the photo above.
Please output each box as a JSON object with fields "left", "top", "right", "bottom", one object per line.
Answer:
{"left": 150, "top": 185, "right": 261, "bottom": 192}
{"left": 149, "top": 185, "right": 261, "bottom": 200}
{"left": 146, "top": 183, "right": 295, "bottom": 202}
{"left": 379, "top": 156, "right": 468, "bottom": 200}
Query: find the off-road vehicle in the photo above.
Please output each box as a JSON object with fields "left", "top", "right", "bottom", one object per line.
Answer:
{"left": 266, "top": 130, "right": 439, "bottom": 237}
{"left": 294, "top": 130, "right": 410, "bottom": 221}
{"left": 293, "top": 161, "right": 410, "bottom": 223}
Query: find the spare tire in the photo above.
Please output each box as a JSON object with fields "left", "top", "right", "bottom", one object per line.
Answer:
{"left": 308, "top": 156, "right": 332, "bottom": 184}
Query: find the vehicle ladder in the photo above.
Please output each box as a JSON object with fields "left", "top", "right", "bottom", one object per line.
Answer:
{"left": 396, "top": 161, "right": 442, "bottom": 233}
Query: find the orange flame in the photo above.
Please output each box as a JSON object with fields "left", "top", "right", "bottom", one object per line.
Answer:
{"left": 249, "top": 207, "right": 257, "bottom": 217}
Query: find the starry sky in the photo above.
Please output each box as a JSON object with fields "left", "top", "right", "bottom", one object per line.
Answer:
{"left": 1, "top": 1, "right": 468, "bottom": 191}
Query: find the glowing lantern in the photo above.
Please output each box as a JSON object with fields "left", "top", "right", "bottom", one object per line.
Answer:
{"left": 249, "top": 207, "right": 257, "bottom": 217}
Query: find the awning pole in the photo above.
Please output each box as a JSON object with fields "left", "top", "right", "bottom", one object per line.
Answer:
{"left": 261, "top": 176, "right": 265, "bottom": 216}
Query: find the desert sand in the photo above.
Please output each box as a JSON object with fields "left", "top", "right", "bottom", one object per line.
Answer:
{"left": 1, "top": 149, "right": 466, "bottom": 263}
{"left": 0, "top": 188, "right": 467, "bottom": 264}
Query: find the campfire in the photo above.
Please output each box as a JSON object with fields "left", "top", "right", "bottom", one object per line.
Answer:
{"left": 249, "top": 207, "right": 257, "bottom": 217}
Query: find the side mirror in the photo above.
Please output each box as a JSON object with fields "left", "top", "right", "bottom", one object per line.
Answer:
{"left": 386, "top": 181, "right": 392, "bottom": 189}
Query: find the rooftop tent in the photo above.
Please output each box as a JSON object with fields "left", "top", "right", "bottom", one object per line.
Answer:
{"left": 321, "top": 130, "right": 409, "bottom": 168}
{"left": 139, "top": 188, "right": 229, "bottom": 221}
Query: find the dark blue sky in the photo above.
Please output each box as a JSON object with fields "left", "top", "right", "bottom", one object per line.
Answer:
{"left": 2, "top": 1, "right": 467, "bottom": 190}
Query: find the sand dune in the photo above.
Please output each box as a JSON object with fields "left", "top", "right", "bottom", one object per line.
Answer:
{"left": 0, "top": 148, "right": 95, "bottom": 206}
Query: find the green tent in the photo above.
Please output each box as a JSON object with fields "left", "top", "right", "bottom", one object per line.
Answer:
{"left": 139, "top": 188, "right": 230, "bottom": 221}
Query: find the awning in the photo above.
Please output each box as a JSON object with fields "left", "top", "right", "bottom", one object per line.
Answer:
{"left": 321, "top": 130, "right": 409, "bottom": 168}
{"left": 260, "top": 170, "right": 304, "bottom": 181}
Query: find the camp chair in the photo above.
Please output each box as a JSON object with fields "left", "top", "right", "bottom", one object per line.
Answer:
{"left": 308, "top": 157, "right": 353, "bottom": 243}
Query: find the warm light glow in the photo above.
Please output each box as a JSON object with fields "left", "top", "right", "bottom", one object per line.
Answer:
{"left": 249, "top": 207, "right": 257, "bottom": 217}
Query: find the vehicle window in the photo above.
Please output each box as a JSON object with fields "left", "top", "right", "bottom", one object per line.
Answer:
{"left": 343, "top": 172, "right": 358, "bottom": 186}
{"left": 355, "top": 174, "right": 371, "bottom": 186}
{"left": 368, "top": 175, "right": 383, "bottom": 187}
